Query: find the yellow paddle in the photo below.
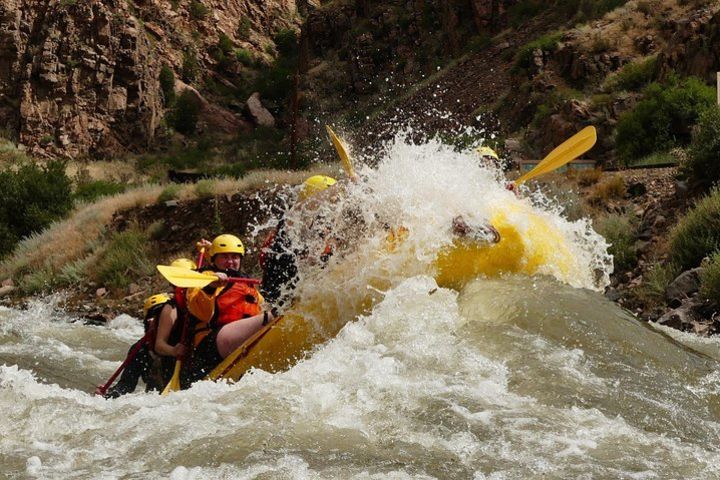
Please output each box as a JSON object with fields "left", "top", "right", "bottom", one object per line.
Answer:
{"left": 325, "top": 125, "right": 357, "bottom": 179}
{"left": 156, "top": 265, "right": 261, "bottom": 289}
{"left": 514, "top": 126, "right": 597, "bottom": 186}
{"left": 161, "top": 245, "right": 207, "bottom": 396}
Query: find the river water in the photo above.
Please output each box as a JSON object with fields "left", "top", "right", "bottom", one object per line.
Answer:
{"left": 2, "top": 137, "right": 720, "bottom": 479}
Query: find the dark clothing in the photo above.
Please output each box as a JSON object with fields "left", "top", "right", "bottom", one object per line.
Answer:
{"left": 184, "top": 330, "right": 222, "bottom": 385}
{"left": 261, "top": 219, "right": 299, "bottom": 309}
{"left": 103, "top": 340, "right": 164, "bottom": 398}
{"left": 104, "top": 301, "right": 182, "bottom": 398}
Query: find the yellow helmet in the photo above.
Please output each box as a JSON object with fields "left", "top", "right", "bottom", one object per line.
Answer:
{"left": 209, "top": 234, "right": 245, "bottom": 257}
{"left": 477, "top": 146, "right": 499, "bottom": 160}
{"left": 299, "top": 175, "right": 337, "bottom": 201}
{"left": 143, "top": 293, "right": 171, "bottom": 318}
{"left": 170, "top": 257, "right": 197, "bottom": 270}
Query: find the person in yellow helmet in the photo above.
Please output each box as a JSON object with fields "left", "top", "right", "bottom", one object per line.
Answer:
{"left": 260, "top": 175, "right": 338, "bottom": 309}
{"left": 185, "top": 234, "right": 272, "bottom": 381}
{"left": 100, "top": 293, "right": 175, "bottom": 398}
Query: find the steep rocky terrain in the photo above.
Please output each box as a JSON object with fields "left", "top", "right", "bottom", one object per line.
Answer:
{"left": 0, "top": 0, "right": 298, "bottom": 158}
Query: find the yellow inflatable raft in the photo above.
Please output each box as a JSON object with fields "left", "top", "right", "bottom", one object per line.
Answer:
{"left": 208, "top": 202, "right": 578, "bottom": 383}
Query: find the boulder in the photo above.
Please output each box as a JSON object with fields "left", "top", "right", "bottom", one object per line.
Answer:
{"left": 245, "top": 92, "right": 275, "bottom": 128}
{"left": 665, "top": 268, "right": 702, "bottom": 307}
{"left": 0, "top": 285, "right": 15, "bottom": 298}
{"left": 656, "top": 304, "right": 696, "bottom": 331}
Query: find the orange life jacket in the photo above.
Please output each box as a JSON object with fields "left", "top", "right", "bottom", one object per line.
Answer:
{"left": 193, "top": 282, "right": 262, "bottom": 346}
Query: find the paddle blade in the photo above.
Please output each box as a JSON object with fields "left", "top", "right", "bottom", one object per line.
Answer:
{"left": 157, "top": 265, "right": 217, "bottom": 288}
{"left": 515, "top": 126, "right": 597, "bottom": 185}
{"left": 325, "top": 125, "right": 356, "bottom": 179}
{"left": 161, "top": 361, "right": 182, "bottom": 395}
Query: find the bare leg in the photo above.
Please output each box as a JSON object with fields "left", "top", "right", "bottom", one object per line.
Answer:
{"left": 215, "top": 313, "right": 266, "bottom": 358}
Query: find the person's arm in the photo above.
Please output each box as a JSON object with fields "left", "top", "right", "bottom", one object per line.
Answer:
{"left": 154, "top": 304, "right": 184, "bottom": 357}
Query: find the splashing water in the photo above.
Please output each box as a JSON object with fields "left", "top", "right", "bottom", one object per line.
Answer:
{"left": 2, "top": 136, "right": 719, "bottom": 478}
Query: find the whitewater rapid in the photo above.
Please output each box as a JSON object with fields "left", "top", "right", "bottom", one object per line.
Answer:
{"left": 3, "top": 277, "right": 720, "bottom": 478}
{"left": 2, "top": 136, "right": 720, "bottom": 478}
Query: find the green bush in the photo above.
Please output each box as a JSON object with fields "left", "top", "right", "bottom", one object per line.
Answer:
{"left": 195, "top": 179, "right": 216, "bottom": 198}
{"left": 631, "top": 151, "right": 677, "bottom": 168}
{"left": 159, "top": 64, "right": 175, "bottom": 106}
{"left": 137, "top": 143, "right": 214, "bottom": 173}
{"left": 218, "top": 33, "right": 234, "bottom": 55}
{"left": 638, "top": 262, "right": 680, "bottom": 306}
{"left": 615, "top": 75, "right": 715, "bottom": 164}
{"left": 188, "top": 1, "right": 208, "bottom": 20}
{"left": 95, "top": 228, "right": 153, "bottom": 289}
{"left": 74, "top": 180, "right": 127, "bottom": 203}
{"left": 235, "top": 48, "right": 253, "bottom": 66}
{"left": 273, "top": 28, "right": 297, "bottom": 57}
{"left": 182, "top": 50, "right": 199, "bottom": 83}
{"left": 604, "top": 55, "right": 657, "bottom": 92}
{"left": 171, "top": 90, "right": 201, "bottom": 135}
{"left": 157, "top": 183, "right": 181, "bottom": 203}
{"left": 237, "top": 18, "right": 252, "bottom": 39}
{"left": 514, "top": 31, "right": 563, "bottom": 71}
{"left": 669, "top": 187, "right": 720, "bottom": 270}
{"left": 212, "top": 33, "right": 235, "bottom": 68}
{"left": 596, "top": 213, "right": 638, "bottom": 271}
{"left": 0, "top": 160, "right": 73, "bottom": 258}
{"left": 682, "top": 106, "right": 720, "bottom": 189}
{"left": 700, "top": 251, "right": 720, "bottom": 303}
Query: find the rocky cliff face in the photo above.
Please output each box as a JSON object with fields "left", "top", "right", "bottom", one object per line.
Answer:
{"left": 0, "top": 0, "right": 297, "bottom": 158}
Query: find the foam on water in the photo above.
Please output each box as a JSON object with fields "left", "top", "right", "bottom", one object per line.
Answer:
{"left": 1, "top": 135, "right": 719, "bottom": 477}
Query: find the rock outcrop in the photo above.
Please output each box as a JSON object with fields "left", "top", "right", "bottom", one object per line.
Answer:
{"left": 0, "top": 0, "right": 297, "bottom": 158}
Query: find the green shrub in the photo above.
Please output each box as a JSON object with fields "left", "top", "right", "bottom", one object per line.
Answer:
{"left": 682, "top": 106, "right": 720, "bottom": 189}
{"left": 74, "top": 180, "right": 127, "bottom": 203}
{"left": 218, "top": 33, "right": 234, "bottom": 55}
{"left": 137, "top": 143, "right": 214, "bottom": 173}
{"left": 515, "top": 31, "right": 563, "bottom": 71}
{"left": 465, "top": 34, "right": 492, "bottom": 53}
{"left": 182, "top": 50, "right": 199, "bottom": 83}
{"left": 171, "top": 90, "right": 201, "bottom": 135}
{"left": 0, "top": 160, "right": 73, "bottom": 258}
{"left": 20, "top": 266, "right": 55, "bottom": 295}
{"left": 195, "top": 179, "right": 216, "bottom": 198}
{"left": 57, "top": 257, "right": 91, "bottom": 287}
{"left": 95, "top": 228, "right": 152, "bottom": 289}
{"left": 588, "top": 175, "right": 626, "bottom": 205}
{"left": 632, "top": 150, "right": 677, "bottom": 168}
{"left": 273, "top": 28, "right": 298, "bottom": 57}
{"left": 213, "top": 162, "right": 247, "bottom": 178}
{"left": 188, "top": 1, "right": 208, "bottom": 20}
{"left": 596, "top": 213, "right": 638, "bottom": 271}
{"left": 237, "top": 18, "right": 252, "bottom": 39}
{"left": 159, "top": 64, "right": 175, "bottom": 106}
{"left": 700, "top": 252, "right": 720, "bottom": 303}
{"left": 157, "top": 183, "right": 181, "bottom": 203}
{"left": 212, "top": 33, "right": 235, "bottom": 68}
{"left": 638, "top": 262, "right": 680, "bottom": 305}
{"left": 235, "top": 48, "right": 253, "bottom": 66}
{"left": 603, "top": 55, "right": 657, "bottom": 92}
{"left": 615, "top": 75, "right": 715, "bottom": 164}
{"left": 669, "top": 187, "right": 720, "bottom": 270}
